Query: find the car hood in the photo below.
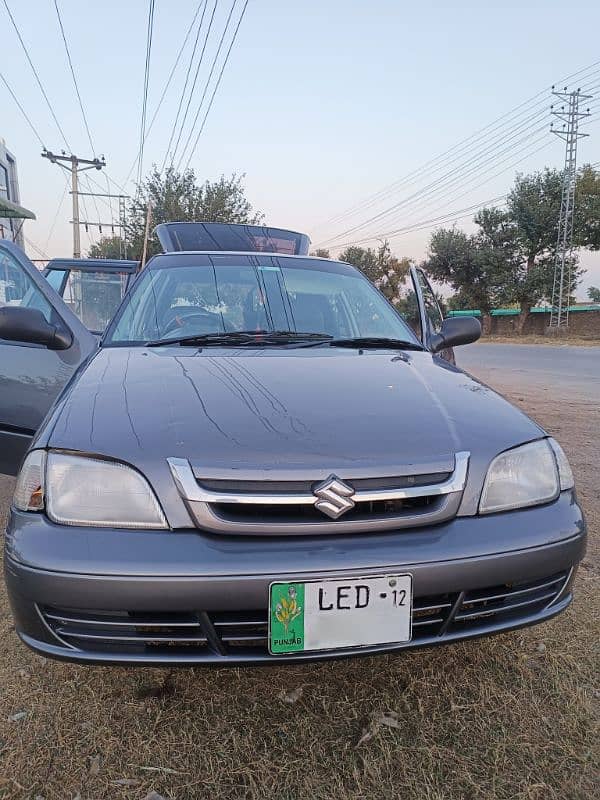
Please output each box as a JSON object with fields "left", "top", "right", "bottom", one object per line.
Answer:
{"left": 44, "top": 347, "right": 544, "bottom": 520}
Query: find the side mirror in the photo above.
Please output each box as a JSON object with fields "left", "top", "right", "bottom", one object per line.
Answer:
{"left": 430, "top": 316, "right": 481, "bottom": 353}
{"left": 0, "top": 306, "right": 72, "bottom": 350}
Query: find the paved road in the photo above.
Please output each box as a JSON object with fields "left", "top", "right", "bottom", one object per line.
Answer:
{"left": 457, "top": 342, "right": 600, "bottom": 402}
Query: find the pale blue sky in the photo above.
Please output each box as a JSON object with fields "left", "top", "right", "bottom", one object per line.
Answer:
{"left": 2, "top": 0, "right": 599, "bottom": 294}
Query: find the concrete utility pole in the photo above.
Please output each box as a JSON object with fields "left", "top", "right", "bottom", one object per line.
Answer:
{"left": 41, "top": 150, "right": 106, "bottom": 258}
{"left": 549, "top": 88, "right": 592, "bottom": 329}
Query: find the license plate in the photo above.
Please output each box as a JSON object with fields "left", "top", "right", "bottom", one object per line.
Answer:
{"left": 268, "top": 574, "right": 413, "bottom": 655}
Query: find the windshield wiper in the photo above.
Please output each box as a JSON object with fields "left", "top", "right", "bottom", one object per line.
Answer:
{"left": 145, "top": 330, "right": 333, "bottom": 347}
{"left": 325, "top": 337, "right": 425, "bottom": 351}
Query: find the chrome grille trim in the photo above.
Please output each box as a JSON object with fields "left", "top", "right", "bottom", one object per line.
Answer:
{"left": 168, "top": 452, "right": 470, "bottom": 506}
{"left": 168, "top": 452, "right": 470, "bottom": 534}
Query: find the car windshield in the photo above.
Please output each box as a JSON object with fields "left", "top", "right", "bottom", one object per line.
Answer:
{"left": 105, "top": 257, "right": 420, "bottom": 346}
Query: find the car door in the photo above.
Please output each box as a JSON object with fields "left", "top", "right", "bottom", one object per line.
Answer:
{"left": 0, "top": 241, "right": 96, "bottom": 475}
{"left": 411, "top": 266, "right": 454, "bottom": 363}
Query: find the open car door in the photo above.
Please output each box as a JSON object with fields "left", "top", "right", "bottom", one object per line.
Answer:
{"left": 0, "top": 241, "right": 96, "bottom": 475}
{"left": 411, "top": 265, "right": 454, "bottom": 363}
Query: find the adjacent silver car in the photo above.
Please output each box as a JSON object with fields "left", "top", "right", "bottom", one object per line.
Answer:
{"left": 0, "top": 226, "right": 586, "bottom": 666}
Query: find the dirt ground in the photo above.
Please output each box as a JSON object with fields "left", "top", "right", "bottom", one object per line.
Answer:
{"left": 0, "top": 374, "right": 598, "bottom": 800}
{"left": 480, "top": 334, "right": 600, "bottom": 346}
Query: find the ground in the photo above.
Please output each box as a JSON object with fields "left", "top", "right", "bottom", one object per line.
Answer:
{"left": 0, "top": 344, "right": 598, "bottom": 800}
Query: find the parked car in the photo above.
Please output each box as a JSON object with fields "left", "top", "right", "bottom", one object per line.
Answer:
{"left": 0, "top": 227, "right": 586, "bottom": 666}
{"left": 43, "top": 257, "right": 138, "bottom": 333}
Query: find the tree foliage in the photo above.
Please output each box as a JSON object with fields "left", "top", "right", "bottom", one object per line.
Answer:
{"left": 588, "top": 286, "right": 600, "bottom": 303}
{"left": 423, "top": 165, "right": 600, "bottom": 331}
{"left": 87, "top": 235, "right": 125, "bottom": 260}
{"left": 338, "top": 240, "right": 411, "bottom": 305}
{"left": 87, "top": 168, "right": 262, "bottom": 261}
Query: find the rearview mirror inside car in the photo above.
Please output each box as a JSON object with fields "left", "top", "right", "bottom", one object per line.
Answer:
{"left": 0, "top": 306, "right": 72, "bottom": 350}
{"left": 430, "top": 316, "right": 481, "bottom": 353}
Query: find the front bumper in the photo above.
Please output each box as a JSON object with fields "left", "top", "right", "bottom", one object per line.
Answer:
{"left": 4, "top": 493, "right": 586, "bottom": 666}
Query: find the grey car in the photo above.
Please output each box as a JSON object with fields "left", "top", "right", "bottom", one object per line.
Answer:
{"left": 0, "top": 227, "right": 586, "bottom": 666}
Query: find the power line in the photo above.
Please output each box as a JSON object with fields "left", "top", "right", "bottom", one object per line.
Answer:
{"left": 333, "top": 134, "right": 556, "bottom": 249}
{"left": 312, "top": 59, "right": 600, "bottom": 233}
{"left": 316, "top": 116, "right": 552, "bottom": 247}
{"left": 136, "top": 0, "right": 156, "bottom": 189}
{"left": 2, "top": 0, "right": 71, "bottom": 150}
{"left": 124, "top": 0, "right": 207, "bottom": 185}
{"left": 53, "top": 0, "right": 95, "bottom": 153}
{"left": 0, "top": 69, "right": 46, "bottom": 147}
{"left": 168, "top": 0, "right": 218, "bottom": 169}
{"left": 182, "top": 0, "right": 250, "bottom": 170}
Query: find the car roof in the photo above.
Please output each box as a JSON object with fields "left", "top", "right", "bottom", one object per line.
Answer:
{"left": 45, "top": 258, "right": 138, "bottom": 273}
{"left": 147, "top": 251, "right": 347, "bottom": 265}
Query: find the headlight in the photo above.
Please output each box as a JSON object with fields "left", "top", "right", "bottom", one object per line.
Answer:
{"left": 548, "top": 438, "right": 574, "bottom": 490}
{"left": 39, "top": 452, "right": 167, "bottom": 529}
{"left": 479, "top": 439, "right": 561, "bottom": 514}
{"left": 13, "top": 450, "right": 46, "bottom": 512}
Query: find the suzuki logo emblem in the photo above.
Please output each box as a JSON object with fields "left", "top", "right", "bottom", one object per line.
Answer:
{"left": 313, "top": 475, "right": 355, "bottom": 519}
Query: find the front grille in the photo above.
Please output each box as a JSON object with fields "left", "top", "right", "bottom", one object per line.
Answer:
{"left": 168, "top": 453, "right": 470, "bottom": 535}
{"left": 39, "top": 571, "right": 569, "bottom": 658}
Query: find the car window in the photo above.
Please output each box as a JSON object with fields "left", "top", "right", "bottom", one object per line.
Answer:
{"left": 107, "top": 258, "right": 419, "bottom": 345}
{"left": 0, "top": 250, "right": 53, "bottom": 324}
{"left": 416, "top": 269, "right": 443, "bottom": 336}
{"left": 61, "top": 269, "right": 129, "bottom": 333}
{"left": 45, "top": 269, "right": 67, "bottom": 292}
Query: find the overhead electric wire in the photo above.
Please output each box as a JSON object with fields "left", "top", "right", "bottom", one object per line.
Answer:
{"left": 351, "top": 122, "right": 555, "bottom": 239}
{"left": 316, "top": 116, "right": 552, "bottom": 246}
{"left": 136, "top": 0, "right": 156, "bottom": 190}
{"left": 0, "top": 69, "right": 46, "bottom": 147}
{"left": 124, "top": 0, "right": 207, "bottom": 185}
{"left": 161, "top": 0, "right": 213, "bottom": 172}
{"left": 53, "top": 0, "right": 95, "bottom": 153}
{"left": 2, "top": 0, "right": 71, "bottom": 151}
{"left": 169, "top": 0, "right": 219, "bottom": 169}
{"left": 182, "top": 0, "right": 250, "bottom": 170}
{"left": 313, "top": 59, "right": 600, "bottom": 233}
{"left": 333, "top": 135, "right": 557, "bottom": 249}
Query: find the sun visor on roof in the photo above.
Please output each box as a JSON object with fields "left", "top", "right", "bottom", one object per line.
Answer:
{"left": 155, "top": 222, "right": 310, "bottom": 255}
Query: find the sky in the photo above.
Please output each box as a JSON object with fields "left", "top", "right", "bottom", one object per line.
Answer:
{"left": 1, "top": 0, "right": 599, "bottom": 297}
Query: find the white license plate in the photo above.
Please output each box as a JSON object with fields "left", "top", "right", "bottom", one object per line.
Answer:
{"left": 269, "top": 574, "right": 413, "bottom": 654}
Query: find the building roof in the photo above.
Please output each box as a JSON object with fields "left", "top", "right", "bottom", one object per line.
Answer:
{"left": 0, "top": 196, "right": 36, "bottom": 220}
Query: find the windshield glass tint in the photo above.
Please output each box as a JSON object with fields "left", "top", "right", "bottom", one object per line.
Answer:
{"left": 107, "top": 258, "right": 418, "bottom": 345}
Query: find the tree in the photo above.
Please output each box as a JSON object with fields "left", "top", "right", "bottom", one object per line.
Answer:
{"left": 588, "top": 286, "right": 600, "bottom": 303}
{"left": 422, "top": 227, "right": 511, "bottom": 334}
{"left": 338, "top": 245, "right": 379, "bottom": 282}
{"left": 424, "top": 166, "right": 600, "bottom": 334}
{"left": 87, "top": 235, "right": 125, "bottom": 260}
{"left": 310, "top": 248, "right": 330, "bottom": 258}
{"left": 125, "top": 167, "right": 263, "bottom": 260}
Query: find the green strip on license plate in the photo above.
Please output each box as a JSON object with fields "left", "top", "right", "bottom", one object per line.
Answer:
{"left": 269, "top": 582, "right": 305, "bottom": 653}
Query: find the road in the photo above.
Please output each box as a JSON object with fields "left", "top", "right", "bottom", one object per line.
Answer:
{"left": 457, "top": 341, "right": 600, "bottom": 402}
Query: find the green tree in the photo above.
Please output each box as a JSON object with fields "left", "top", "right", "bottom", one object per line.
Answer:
{"left": 125, "top": 167, "right": 263, "bottom": 260}
{"left": 588, "top": 286, "right": 600, "bottom": 303}
{"left": 338, "top": 244, "right": 380, "bottom": 282}
{"left": 422, "top": 227, "right": 511, "bottom": 334}
{"left": 87, "top": 235, "right": 126, "bottom": 260}
{"left": 310, "top": 248, "right": 330, "bottom": 258}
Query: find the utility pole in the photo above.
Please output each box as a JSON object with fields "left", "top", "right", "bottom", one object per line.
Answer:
{"left": 41, "top": 150, "right": 106, "bottom": 258}
{"left": 549, "top": 88, "right": 592, "bottom": 329}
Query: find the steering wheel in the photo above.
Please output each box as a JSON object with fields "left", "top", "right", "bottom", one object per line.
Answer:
{"left": 161, "top": 308, "right": 218, "bottom": 337}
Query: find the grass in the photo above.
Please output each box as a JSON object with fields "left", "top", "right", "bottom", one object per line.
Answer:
{"left": 0, "top": 383, "right": 598, "bottom": 800}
